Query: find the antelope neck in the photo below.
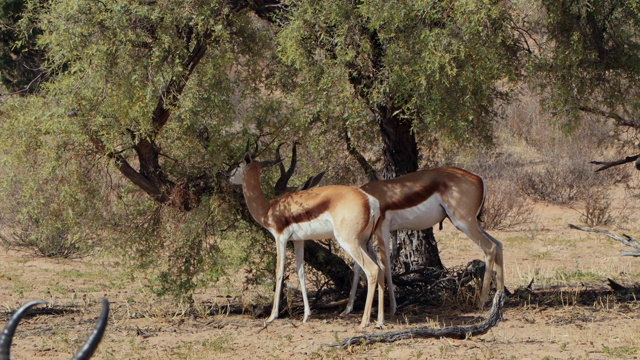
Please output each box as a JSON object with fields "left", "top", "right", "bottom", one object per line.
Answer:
{"left": 241, "top": 164, "right": 271, "bottom": 228}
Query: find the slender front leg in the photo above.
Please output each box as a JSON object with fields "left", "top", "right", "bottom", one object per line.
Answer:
{"left": 294, "top": 240, "right": 311, "bottom": 322}
{"left": 268, "top": 238, "right": 288, "bottom": 323}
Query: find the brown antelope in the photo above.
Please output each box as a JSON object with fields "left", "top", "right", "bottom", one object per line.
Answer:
{"left": 1, "top": 298, "right": 109, "bottom": 360}
{"left": 230, "top": 153, "right": 384, "bottom": 328}
{"left": 345, "top": 166, "right": 504, "bottom": 316}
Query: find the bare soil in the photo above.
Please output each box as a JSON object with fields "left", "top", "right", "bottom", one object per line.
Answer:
{"left": 1, "top": 201, "right": 639, "bottom": 359}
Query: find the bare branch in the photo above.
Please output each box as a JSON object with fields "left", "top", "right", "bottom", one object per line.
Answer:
{"left": 339, "top": 291, "right": 504, "bottom": 347}
{"left": 590, "top": 154, "right": 640, "bottom": 172}
{"left": 71, "top": 298, "right": 110, "bottom": 360}
{"left": 1, "top": 298, "right": 109, "bottom": 360}
{"left": 344, "top": 128, "right": 378, "bottom": 181}
{"left": 578, "top": 106, "right": 640, "bottom": 129}
{"left": 272, "top": 142, "right": 325, "bottom": 196}
{"left": 569, "top": 223, "right": 640, "bottom": 256}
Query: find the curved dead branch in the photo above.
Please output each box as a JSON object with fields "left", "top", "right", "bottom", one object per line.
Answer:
{"left": 0, "top": 298, "right": 109, "bottom": 360}
{"left": 339, "top": 290, "right": 504, "bottom": 348}
{"left": 0, "top": 300, "right": 46, "bottom": 360}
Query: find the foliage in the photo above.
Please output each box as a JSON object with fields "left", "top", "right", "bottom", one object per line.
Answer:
{"left": 0, "top": 96, "right": 104, "bottom": 257}
{"left": 2, "top": 0, "right": 639, "bottom": 303}
{"left": 277, "top": 0, "right": 524, "bottom": 157}
{"left": 0, "top": 0, "right": 45, "bottom": 93}
{"left": 0, "top": 0, "right": 283, "bottom": 301}
{"left": 535, "top": 0, "right": 640, "bottom": 130}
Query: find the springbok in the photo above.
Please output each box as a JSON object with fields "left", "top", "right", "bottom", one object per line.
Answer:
{"left": 1, "top": 298, "right": 109, "bottom": 360}
{"left": 345, "top": 166, "right": 504, "bottom": 316}
{"left": 230, "top": 152, "right": 384, "bottom": 328}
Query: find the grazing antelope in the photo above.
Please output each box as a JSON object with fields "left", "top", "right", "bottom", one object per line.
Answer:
{"left": 230, "top": 153, "right": 384, "bottom": 328}
{"left": 345, "top": 166, "right": 504, "bottom": 316}
{"left": 1, "top": 298, "right": 109, "bottom": 360}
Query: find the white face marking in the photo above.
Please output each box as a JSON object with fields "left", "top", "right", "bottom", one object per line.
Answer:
{"left": 229, "top": 162, "right": 246, "bottom": 185}
{"left": 387, "top": 193, "right": 446, "bottom": 231}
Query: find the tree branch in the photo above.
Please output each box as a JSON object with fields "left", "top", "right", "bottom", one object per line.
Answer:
{"left": 578, "top": 106, "right": 640, "bottom": 129}
{"left": 344, "top": 128, "right": 378, "bottom": 181}
{"left": 339, "top": 291, "right": 504, "bottom": 347}
{"left": 150, "top": 30, "right": 212, "bottom": 137}
{"left": 590, "top": 154, "right": 640, "bottom": 172}
{"left": 569, "top": 223, "right": 640, "bottom": 256}
{"left": 85, "top": 129, "right": 169, "bottom": 202}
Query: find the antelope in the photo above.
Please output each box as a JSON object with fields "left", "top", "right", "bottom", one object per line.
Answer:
{"left": 229, "top": 152, "right": 384, "bottom": 328}
{"left": 1, "top": 298, "right": 109, "bottom": 360}
{"left": 345, "top": 166, "right": 504, "bottom": 316}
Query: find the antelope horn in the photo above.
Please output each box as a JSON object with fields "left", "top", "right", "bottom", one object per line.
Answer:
{"left": 274, "top": 142, "right": 298, "bottom": 196}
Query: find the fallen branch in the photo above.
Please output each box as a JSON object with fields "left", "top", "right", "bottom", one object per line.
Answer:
{"left": 590, "top": 154, "right": 640, "bottom": 172}
{"left": 569, "top": 224, "right": 640, "bottom": 256}
{"left": 339, "top": 291, "right": 504, "bottom": 348}
{"left": 607, "top": 278, "right": 629, "bottom": 292}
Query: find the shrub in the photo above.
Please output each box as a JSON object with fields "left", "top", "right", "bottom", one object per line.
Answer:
{"left": 0, "top": 218, "right": 83, "bottom": 258}
{"left": 578, "top": 188, "right": 613, "bottom": 226}
{"left": 463, "top": 153, "right": 536, "bottom": 230}
{"left": 482, "top": 179, "right": 534, "bottom": 230}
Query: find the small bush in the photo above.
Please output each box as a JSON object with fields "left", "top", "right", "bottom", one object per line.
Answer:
{"left": 482, "top": 180, "right": 534, "bottom": 230}
{"left": 518, "top": 161, "right": 591, "bottom": 204}
{"left": 0, "top": 218, "right": 84, "bottom": 258}
{"left": 576, "top": 188, "right": 614, "bottom": 226}
{"left": 464, "top": 153, "right": 536, "bottom": 230}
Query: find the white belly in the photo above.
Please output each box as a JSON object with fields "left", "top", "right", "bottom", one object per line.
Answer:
{"left": 283, "top": 213, "right": 335, "bottom": 241}
{"left": 387, "top": 194, "right": 446, "bottom": 231}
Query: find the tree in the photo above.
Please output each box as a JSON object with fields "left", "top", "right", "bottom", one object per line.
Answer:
{"left": 535, "top": 0, "right": 640, "bottom": 170}
{"left": 0, "top": 0, "right": 323, "bottom": 302}
{"left": 277, "top": 0, "right": 523, "bottom": 275}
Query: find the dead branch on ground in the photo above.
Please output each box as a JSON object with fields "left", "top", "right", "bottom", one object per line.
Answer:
{"left": 569, "top": 223, "right": 640, "bottom": 256}
{"left": 339, "top": 291, "right": 504, "bottom": 348}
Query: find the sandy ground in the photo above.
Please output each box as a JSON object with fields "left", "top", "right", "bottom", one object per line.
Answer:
{"left": 1, "top": 201, "right": 639, "bottom": 359}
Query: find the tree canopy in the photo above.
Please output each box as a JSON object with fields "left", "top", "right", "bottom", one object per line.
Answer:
{"left": 0, "top": 0, "right": 638, "bottom": 301}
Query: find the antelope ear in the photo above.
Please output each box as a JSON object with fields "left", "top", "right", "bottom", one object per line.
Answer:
{"left": 243, "top": 153, "right": 252, "bottom": 163}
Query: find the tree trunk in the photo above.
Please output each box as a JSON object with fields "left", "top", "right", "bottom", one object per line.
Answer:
{"left": 377, "top": 107, "right": 444, "bottom": 272}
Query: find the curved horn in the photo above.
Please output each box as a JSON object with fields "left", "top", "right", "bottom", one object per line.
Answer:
{"left": 244, "top": 137, "right": 259, "bottom": 161}
{"left": 274, "top": 142, "right": 300, "bottom": 196}
{"left": 71, "top": 298, "right": 109, "bottom": 360}
{"left": 274, "top": 143, "right": 292, "bottom": 196}
{"left": 0, "top": 300, "right": 47, "bottom": 360}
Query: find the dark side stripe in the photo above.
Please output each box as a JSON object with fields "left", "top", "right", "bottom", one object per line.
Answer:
{"left": 271, "top": 198, "right": 332, "bottom": 234}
